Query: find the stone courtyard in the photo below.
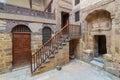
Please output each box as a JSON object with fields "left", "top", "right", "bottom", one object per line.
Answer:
{"left": 0, "top": 60, "right": 119, "bottom": 80}
{"left": 0, "top": 0, "right": 120, "bottom": 79}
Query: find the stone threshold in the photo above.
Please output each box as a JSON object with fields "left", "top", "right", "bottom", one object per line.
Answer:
{"left": 12, "top": 65, "right": 30, "bottom": 72}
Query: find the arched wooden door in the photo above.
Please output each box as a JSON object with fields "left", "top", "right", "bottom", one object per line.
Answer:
{"left": 12, "top": 25, "right": 31, "bottom": 68}
{"left": 42, "top": 27, "right": 52, "bottom": 45}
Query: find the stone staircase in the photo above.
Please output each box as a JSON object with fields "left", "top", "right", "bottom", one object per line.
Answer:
{"left": 30, "top": 24, "right": 80, "bottom": 75}
{"left": 90, "top": 57, "right": 105, "bottom": 69}
{"left": 31, "top": 25, "right": 69, "bottom": 75}
{"left": 33, "top": 35, "right": 69, "bottom": 75}
{"left": 31, "top": 35, "right": 69, "bottom": 75}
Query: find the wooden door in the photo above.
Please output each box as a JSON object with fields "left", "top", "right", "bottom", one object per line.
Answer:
{"left": 13, "top": 33, "right": 31, "bottom": 68}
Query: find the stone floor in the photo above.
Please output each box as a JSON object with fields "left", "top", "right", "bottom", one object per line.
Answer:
{"left": 0, "top": 60, "right": 120, "bottom": 80}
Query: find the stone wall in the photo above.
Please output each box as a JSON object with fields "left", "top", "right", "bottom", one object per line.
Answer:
{"left": 32, "top": 0, "right": 45, "bottom": 11}
{"left": 110, "top": 0, "right": 120, "bottom": 62}
{"left": 0, "top": 19, "right": 57, "bottom": 74}
{"left": 0, "top": 20, "right": 12, "bottom": 74}
{"left": 6, "top": 0, "right": 30, "bottom": 8}
{"left": 72, "top": 0, "right": 120, "bottom": 76}
{"left": 80, "top": 0, "right": 102, "bottom": 9}
{"left": 74, "top": 0, "right": 116, "bottom": 57}
{"left": 52, "top": 0, "right": 73, "bottom": 28}
{"left": 29, "top": 23, "right": 57, "bottom": 54}
{"left": 0, "top": 0, "right": 72, "bottom": 75}
{"left": 0, "top": 33, "right": 12, "bottom": 74}
{"left": 1, "top": 0, "right": 46, "bottom": 11}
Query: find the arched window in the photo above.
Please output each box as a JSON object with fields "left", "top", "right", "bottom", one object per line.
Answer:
{"left": 42, "top": 27, "right": 52, "bottom": 45}
{"left": 12, "top": 25, "right": 31, "bottom": 33}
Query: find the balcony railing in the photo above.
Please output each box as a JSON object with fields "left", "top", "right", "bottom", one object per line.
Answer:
{"left": 69, "top": 24, "right": 81, "bottom": 39}
{"left": 0, "top": 2, "right": 55, "bottom": 20}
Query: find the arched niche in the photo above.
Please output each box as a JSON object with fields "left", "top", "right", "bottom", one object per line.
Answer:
{"left": 85, "top": 9, "right": 112, "bottom": 31}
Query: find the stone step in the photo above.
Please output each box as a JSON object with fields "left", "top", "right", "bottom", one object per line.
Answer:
{"left": 62, "top": 42, "right": 67, "bottom": 45}
{"left": 40, "top": 64, "right": 46, "bottom": 68}
{"left": 45, "top": 59, "right": 50, "bottom": 63}
{"left": 58, "top": 45, "right": 63, "bottom": 49}
{"left": 49, "top": 55, "right": 55, "bottom": 58}
{"left": 54, "top": 50, "right": 58, "bottom": 54}
{"left": 93, "top": 57, "right": 104, "bottom": 64}
{"left": 65, "top": 38, "right": 69, "bottom": 42}
{"left": 90, "top": 60, "right": 104, "bottom": 69}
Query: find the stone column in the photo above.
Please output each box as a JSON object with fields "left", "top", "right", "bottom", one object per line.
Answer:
{"left": 110, "top": 15, "right": 116, "bottom": 54}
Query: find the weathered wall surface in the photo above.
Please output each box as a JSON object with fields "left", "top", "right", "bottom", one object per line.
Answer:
{"left": 72, "top": 0, "right": 120, "bottom": 76}
{"left": 0, "top": 19, "right": 57, "bottom": 74}
{"left": 111, "top": 0, "right": 120, "bottom": 62}
{"left": 44, "top": 0, "right": 51, "bottom": 10}
{"left": 72, "top": 0, "right": 116, "bottom": 57}
{"left": 32, "top": 0, "right": 44, "bottom": 11}
{"left": 0, "top": 0, "right": 46, "bottom": 11}
{"left": 0, "top": 20, "right": 12, "bottom": 74}
{"left": 6, "top": 0, "right": 30, "bottom": 8}
{"left": 80, "top": 0, "right": 102, "bottom": 9}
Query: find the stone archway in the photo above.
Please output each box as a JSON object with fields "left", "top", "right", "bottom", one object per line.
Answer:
{"left": 86, "top": 9, "right": 112, "bottom": 31}
{"left": 85, "top": 10, "right": 112, "bottom": 57}
{"left": 12, "top": 25, "right": 31, "bottom": 68}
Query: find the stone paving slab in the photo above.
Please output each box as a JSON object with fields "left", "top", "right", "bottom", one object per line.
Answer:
{"left": 0, "top": 60, "right": 120, "bottom": 80}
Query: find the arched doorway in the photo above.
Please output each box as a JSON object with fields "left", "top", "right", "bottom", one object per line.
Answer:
{"left": 42, "top": 27, "right": 52, "bottom": 45}
{"left": 85, "top": 10, "right": 112, "bottom": 57}
{"left": 12, "top": 25, "right": 31, "bottom": 68}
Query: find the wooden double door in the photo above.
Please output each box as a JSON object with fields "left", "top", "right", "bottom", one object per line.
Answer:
{"left": 13, "top": 33, "right": 31, "bottom": 68}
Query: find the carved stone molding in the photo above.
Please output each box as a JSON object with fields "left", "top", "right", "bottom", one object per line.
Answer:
{"left": 115, "top": 29, "right": 120, "bottom": 35}
{"left": 37, "top": 23, "right": 57, "bottom": 35}
{"left": 6, "top": 20, "right": 29, "bottom": 32}
{"left": 43, "top": 23, "right": 57, "bottom": 33}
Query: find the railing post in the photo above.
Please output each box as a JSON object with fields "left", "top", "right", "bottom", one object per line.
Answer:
{"left": 67, "top": 24, "right": 70, "bottom": 36}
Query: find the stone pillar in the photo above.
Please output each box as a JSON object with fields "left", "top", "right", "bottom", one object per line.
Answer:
{"left": 110, "top": 16, "right": 116, "bottom": 54}
{"left": 106, "top": 34, "right": 111, "bottom": 53}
